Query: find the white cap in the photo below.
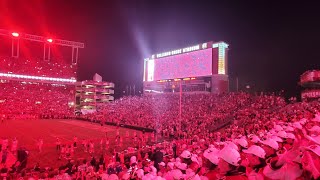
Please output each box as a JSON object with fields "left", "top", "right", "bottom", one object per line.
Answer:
{"left": 261, "top": 138, "right": 279, "bottom": 150}
{"left": 305, "top": 135, "right": 320, "bottom": 145}
{"left": 159, "top": 162, "right": 165, "bottom": 166}
{"left": 219, "top": 146, "right": 241, "bottom": 166}
{"left": 277, "top": 131, "right": 288, "bottom": 139}
{"left": 108, "top": 174, "right": 119, "bottom": 180}
{"left": 180, "top": 150, "right": 191, "bottom": 159}
{"left": 309, "top": 125, "right": 320, "bottom": 133}
{"left": 286, "top": 133, "right": 296, "bottom": 140}
{"left": 203, "top": 147, "right": 220, "bottom": 165}
{"left": 184, "top": 169, "right": 196, "bottom": 180}
{"left": 174, "top": 161, "right": 181, "bottom": 168}
{"left": 234, "top": 138, "right": 248, "bottom": 148}
{"left": 150, "top": 166, "right": 157, "bottom": 176}
{"left": 171, "top": 169, "right": 183, "bottom": 180}
{"left": 271, "top": 135, "right": 283, "bottom": 142}
{"left": 136, "top": 169, "right": 144, "bottom": 178}
{"left": 274, "top": 125, "right": 283, "bottom": 132}
{"left": 183, "top": 170, "right": 201, "bottom": 180}
{"left": 167, "top": 162, "right": 174, "bottom": 170}
{"left": 269, "top": 129, "right": 276, "bottom": 135}
{"left": 204, "top": 147, "right": 219, "bottom": 155}
{"left": 293, "top": 122, "right": 302, "bottom": 130}
{"left": 182, "top": 144, "right": 187, "bottom": 149}
{"left": 191, "top": 154, "right": 199, "bottom": 164}
{"left": 177, "top": 163, "right": 187, "bottom": 170}
{"left": 200, "top": 176, "right": 209, "bottom": 180}
{"left": 130, "top": 156, "right": 137, "bottom": 164}
{"left": 155, "top": 176, "right": 166, "bottom": 180}
{"left": 225, "top": 141, "right": 239, "bottom": 151}
{"left": 142, "top": 173, "right": 155, "bottom": 180}
{"left": 101, "top": 173, "right": 109, "bottom": 180}
{"left": 243, "top": 145, "right": 266, "bottom": 159}
{"left": 285, "top": 126, "right": 294, "bottom": 132}
{"left": 250, "top": 135, "right": 261, "bottom": 143}
{"left": 121, "top": 173, "right": 130, "bottom": 180}
{"left": 259, "top": 132, "right": 265, "bottom": 138}
{"left": 215, "top": 141, "right": 224, "bottom": 146}
{"left": 312, "top": 115, "right": 320, "bottom": 122}
{"left": 299, "top": 118, "right": 308, "bottom": 125}
{"left": 306, "top": 145, "right": 320, "bottom": 157}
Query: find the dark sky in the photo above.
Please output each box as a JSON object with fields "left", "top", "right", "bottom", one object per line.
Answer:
{"left": 0, "top": 0, "right": 319, "bottom": 97}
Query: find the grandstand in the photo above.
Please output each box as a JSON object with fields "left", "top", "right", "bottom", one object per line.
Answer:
{"left": 0, "top": 29, "right": 84, "bottom": 118}
{"left": 1, "top": 31, "right": 320, "bottom": 180}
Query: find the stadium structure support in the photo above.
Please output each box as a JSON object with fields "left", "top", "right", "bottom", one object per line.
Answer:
{"left": 75, "top": 73, "right": 115, "bottom": 113}
{"left": 0, "top": 29, "right": 84, "bottom": 64}
{"left": 0, "top": 29, "right": 85, "bottom": 115}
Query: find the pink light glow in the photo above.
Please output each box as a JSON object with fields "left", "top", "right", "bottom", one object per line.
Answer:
{"left": 47, "top": 38, "right": 53, "bottom": 43}
{"left": 12, "top": 32, "right": 19, "bottom": 37}
{"left": 152, "top": 48, "right": 213, "bottom": 81}
{"left": 0, "top": 73, "right": 76, "bottom": 83}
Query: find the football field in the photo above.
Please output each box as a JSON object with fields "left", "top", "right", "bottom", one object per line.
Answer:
{"left": 0, "top": 119, "right": 152, "bottom": 168}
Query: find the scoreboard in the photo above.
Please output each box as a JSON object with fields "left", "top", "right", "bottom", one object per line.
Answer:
{"left": 143, "top": 41, "right": 228, "bottom": 82}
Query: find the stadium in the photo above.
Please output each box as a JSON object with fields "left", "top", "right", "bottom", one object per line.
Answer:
{"left": 0, "top": 3, "right": 319, "bottom": 179}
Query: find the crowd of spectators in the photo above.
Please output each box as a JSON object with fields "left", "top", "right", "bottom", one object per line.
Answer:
{"left": 56, "top": 93, "right": 317, "bottom": 179}
{"left": 91, "top": 93, "right": 284, "bottom": 135}
{"left": 0, "top": 56, "right": 76, "bottom": 79}
{"left": 1, "top": 88, "right": 320, "bottom": 179}
{"left": 0, "top": 80, "right": 75, "bottom": 118}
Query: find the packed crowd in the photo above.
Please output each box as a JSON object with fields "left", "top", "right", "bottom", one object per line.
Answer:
{"left": 1, "top": 91, "right": 320, "bottom": 179}
{"left": 0, "top": 56, "right": 77, "bottom": 79}
{"left": 0, "top": 81, "right": 75, "bottom": 118}
{"left": 92, "top": 93, "right": 285, "bottom": 135}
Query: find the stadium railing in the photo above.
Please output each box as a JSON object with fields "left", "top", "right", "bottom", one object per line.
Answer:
{"left": 75, "top": 117, "right": 155, "bottom": 132}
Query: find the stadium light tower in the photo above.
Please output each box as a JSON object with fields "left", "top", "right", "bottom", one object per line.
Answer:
{"left": 11, "top": 32, "right": 19, "bottom": 37}
{"left": 0, "top": 29, "right": 84, "bottom": 63}
{"left": 11, "top": 32, "right": 20, "bottom": 58}
{"left": 47, "top": 38, "right": 53, "bottom": 43}
{"left": 44, "top": 38, "right": 53, "bottom": 61}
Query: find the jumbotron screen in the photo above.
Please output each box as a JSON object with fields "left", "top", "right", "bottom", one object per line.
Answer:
{"left": 146, "top": 48, "right": 213, "bottom": 81}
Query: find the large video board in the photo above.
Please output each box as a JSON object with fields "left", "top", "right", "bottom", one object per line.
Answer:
{"left": 156, "top": 48, "right": 213, "bottom": 81}
{"left": 143, "top": 42, "right": 228, "bottom": 82}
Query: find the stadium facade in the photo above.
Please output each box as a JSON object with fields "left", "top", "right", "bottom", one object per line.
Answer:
{"left": 143, "top": 41, "right": 229, "bottom": 94}
{"left": 0, "top": 29, "right": 84, "bottom": 116}
{"left": 75, "top": 74, "right": 114, "bottom": 112}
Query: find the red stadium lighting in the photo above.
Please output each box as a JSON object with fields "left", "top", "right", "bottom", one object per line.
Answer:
{"left": 11, "top": 32, "right": 19, "bottom": 37}
{"left": 47, "top": 38, "right": 53, "bottom": 43}
{"left": 0, "top": 73, "right": 76, "bottom": 83}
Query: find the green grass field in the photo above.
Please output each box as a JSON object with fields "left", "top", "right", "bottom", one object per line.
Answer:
{"left": 0, "top": 119, "right": 152, "bottom": 168}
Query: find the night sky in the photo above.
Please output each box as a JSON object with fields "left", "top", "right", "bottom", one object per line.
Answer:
{"left": 0, "top": 0, "right": 319, "bottom": 98}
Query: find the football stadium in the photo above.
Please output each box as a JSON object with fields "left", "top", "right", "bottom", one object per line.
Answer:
{"left": 0, "top": 2, "right": 320, "bottom": 179}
